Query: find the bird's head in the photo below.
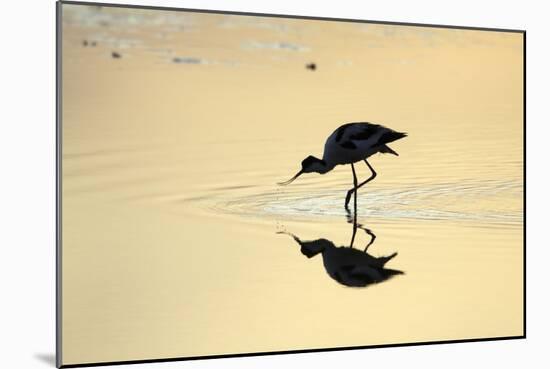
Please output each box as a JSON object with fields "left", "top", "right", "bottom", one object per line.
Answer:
{"left": 278, "top": 156, "right": 329, "bottom": 185}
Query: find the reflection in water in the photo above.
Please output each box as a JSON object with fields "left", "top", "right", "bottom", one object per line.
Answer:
{"left": 278, "top": 213, "right": 403, "bottom": 288}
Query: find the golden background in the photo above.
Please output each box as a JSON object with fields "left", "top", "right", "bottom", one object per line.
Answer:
{"left": 61, "top": 4, "right": 523, "bottom": 365}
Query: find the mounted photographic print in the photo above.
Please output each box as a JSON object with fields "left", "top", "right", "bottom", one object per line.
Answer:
{"left": 57, "top": 1, "right": 525, "bottom": 367}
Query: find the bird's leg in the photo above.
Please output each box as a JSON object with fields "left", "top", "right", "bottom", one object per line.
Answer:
{"left": 361, "top": 227, "right": 376, "bottom": 252}
{"left": 347, "top": 212, "right": 376, "bottom": 250}
{"left": 353, "top": 166, "right": 358, "bottom": 216}
{"left": 349, "top": 210, "right": 358, "bottom": 248}
{"left": 345, "top": 208, "right": 354, "bottom": 223}
{"left": 349, "top": 163, "right": 359, "bottom": 247}
{"left": 344, "top": 159, "right": 378, "bottom": 209}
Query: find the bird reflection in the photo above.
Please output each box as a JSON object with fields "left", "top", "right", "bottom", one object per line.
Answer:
{"left": 278, "top": 213, "right": 403, "bottom": 287}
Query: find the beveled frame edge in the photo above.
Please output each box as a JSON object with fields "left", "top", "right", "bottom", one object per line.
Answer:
{"left": 56, "top": 1, "right": 63, "bottom": 368}
{"left": 60, "top": 336, "right": 524, "bottom": 368}
{"left": 60, "top": 0, "right": 526, "bottom": 33}
{"left": 55, "top": 1, "right": 527, "bottom": 367}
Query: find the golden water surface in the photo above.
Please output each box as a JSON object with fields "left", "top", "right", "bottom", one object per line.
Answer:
{"left": 61, "top": 4, "right": 524, "bottom": 366}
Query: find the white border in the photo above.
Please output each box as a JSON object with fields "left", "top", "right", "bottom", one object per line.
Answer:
{"left": 1, "top": 1, "right": 547, "bottom": 368}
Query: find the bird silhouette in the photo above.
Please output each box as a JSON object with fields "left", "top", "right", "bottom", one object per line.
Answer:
{"left": 279, "top": 122, "right": 407, "bottom": 211}
{"left": 278, "top": 214, "right": 403, "bottom": 287}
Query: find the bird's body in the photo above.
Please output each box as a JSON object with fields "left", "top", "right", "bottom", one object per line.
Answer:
{"left": 279, "top": 122, "right": 407, "bottom": 209}
{"left": 278, "top": 231, "right": 403, "bottom": 288}
{"left": 323, "top": 246, "right": 402, "bottom": 287}
{"left": 322, "top": 122, "right": 405, "bottom": 167}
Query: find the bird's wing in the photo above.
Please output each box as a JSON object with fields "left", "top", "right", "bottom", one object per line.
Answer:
{"left": 334, "top": 122, "right": 381, "bottom": 143}
{"left": 334, "top": 123, "right": 384, "bottom": 150}
{"left": 339, "top": 123, "right": 407, "bottom": 149}
{"left": 340, "top": 141, "right": 357, "bottom": 149}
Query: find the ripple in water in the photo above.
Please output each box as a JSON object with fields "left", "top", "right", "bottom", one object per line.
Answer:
{"left": 189, "top": 179, "right": 522, "bottom": 227}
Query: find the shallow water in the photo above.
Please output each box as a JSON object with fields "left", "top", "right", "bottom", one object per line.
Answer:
{"left": 61, "top": 4, "right": 524, "bottom": 365}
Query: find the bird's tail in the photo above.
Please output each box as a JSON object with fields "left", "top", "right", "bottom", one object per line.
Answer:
{"left": 380, "top": 130, "right": 407, "bottom": 145}
{"left": 379, "top": 252, "right": 398, "bottom": 265}
{"left": 379, "top": 145, "right": 399, "bottom": 156}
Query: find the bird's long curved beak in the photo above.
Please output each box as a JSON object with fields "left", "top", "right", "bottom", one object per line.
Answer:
{"left": 276, "top": 231, "right": 301, "bottom": 242}
{"left": 277, "top": 170, "right": 304, "bottom": 186}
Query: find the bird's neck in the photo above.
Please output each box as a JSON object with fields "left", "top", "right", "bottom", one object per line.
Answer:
{"left": 313, "top": 160, "right": 335, "bottom": 174}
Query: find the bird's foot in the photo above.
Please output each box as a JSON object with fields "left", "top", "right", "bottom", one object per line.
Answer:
{"left": 345, "top": 207, "right": 354, "bottom": 221}
{"left": 344, "top": 190, "right": 353, "bottom": 209}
